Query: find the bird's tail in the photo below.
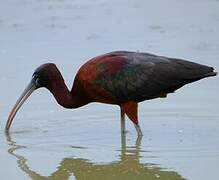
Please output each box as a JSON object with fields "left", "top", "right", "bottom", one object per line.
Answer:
{"left": 203, "top": 71, "right": 217, "bottom": 77}
{"left": 198, "top": 67, "right": 217, "bottom": 78}
{"left": 188, "top": 67, "right": 217, "bottom": 82}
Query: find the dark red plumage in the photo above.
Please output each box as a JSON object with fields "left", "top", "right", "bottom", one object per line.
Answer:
{"left": 6, "top": 51, "right": 217, "bottom": 135}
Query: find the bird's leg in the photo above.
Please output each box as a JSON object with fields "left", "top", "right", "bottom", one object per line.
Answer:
{"left": 120, "top": 107, "right": 126, "bottom": 146}
{"left": 134, "top": 123, "right": 143, "bottom": 137}
{"left": 120, "top": 107, "right": 126, "bottom": 135}
{"left": 121, "top": 102, "right": 143, "bottom": 137}
{"left": 135, "top": 134, "right": 142, "bottom": 146}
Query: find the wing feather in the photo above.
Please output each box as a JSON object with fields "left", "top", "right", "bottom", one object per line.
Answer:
{"left": 94, "top": 51, "right": 214, "bottom": 102}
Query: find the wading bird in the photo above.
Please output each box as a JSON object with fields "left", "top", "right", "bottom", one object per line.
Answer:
{"left": 6, "top": 51, "right": 217, "bottom": 136}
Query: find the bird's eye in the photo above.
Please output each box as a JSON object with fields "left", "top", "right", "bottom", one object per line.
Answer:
{"left": 35, "top": 78, "right": 41, "bottom": 87}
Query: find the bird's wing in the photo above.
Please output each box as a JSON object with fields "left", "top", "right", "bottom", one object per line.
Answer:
{"left": 94, "top": 51, "right": 213, "bottom": 102}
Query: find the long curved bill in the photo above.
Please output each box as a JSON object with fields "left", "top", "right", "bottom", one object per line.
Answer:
{"left": 5, "top": 79, "right": 36, "bottom": 130}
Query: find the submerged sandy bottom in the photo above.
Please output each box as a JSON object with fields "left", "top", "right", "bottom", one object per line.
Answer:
{"left": 0, "top": 0, "right": 219, "bottom": 180}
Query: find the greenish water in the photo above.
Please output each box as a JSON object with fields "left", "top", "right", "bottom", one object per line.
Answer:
{"left": 5, "top": 134, "right": 185, "bottom": 180}
{"left": 0, "top": 0, "right": 219, "bottom": 180}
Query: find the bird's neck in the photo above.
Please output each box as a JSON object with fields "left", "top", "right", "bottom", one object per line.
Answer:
{"left": 47, "top": 72, "right": 86, "bottom": 109}
{"left": 48, "top": 81, "right": 74, "bottom": 109}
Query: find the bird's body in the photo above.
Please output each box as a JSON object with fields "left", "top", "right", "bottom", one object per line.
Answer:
{"left": 74, "top": 51, "right": 215, "bottom": 104}
{"left": 6, "top": 51, "right": 217, "bottom": 136}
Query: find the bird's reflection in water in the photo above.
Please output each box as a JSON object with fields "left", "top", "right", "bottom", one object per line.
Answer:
{"left": 6, "top": 132, "right": 185, "bottom": 180}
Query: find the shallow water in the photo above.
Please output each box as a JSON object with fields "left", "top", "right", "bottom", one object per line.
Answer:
{"left": 0, "top": 0, "right": 219, "bottom": 180}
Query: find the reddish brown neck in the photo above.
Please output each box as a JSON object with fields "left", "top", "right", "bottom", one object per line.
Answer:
{"left": 48, "top": 81, "right": 75, "bottom": 109}
{"left": 46, "top": 71, "right": 86, "bottom": 109}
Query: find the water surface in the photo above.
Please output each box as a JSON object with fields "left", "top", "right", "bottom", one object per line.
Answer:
{"left": 0, "top": 0, "right": 219, "bottom": 180}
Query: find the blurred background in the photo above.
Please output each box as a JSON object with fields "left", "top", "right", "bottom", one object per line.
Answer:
{"left": 0, "top": 0, "right": 218, "bottom": 180}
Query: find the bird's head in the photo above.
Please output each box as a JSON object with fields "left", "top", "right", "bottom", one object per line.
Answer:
{"left": 5, "top": 63, "right": 58, "bottom": 130}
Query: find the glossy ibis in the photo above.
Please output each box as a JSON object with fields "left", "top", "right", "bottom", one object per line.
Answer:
{"left": 6, "top": 51, "right": 217, "bottom": 136}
